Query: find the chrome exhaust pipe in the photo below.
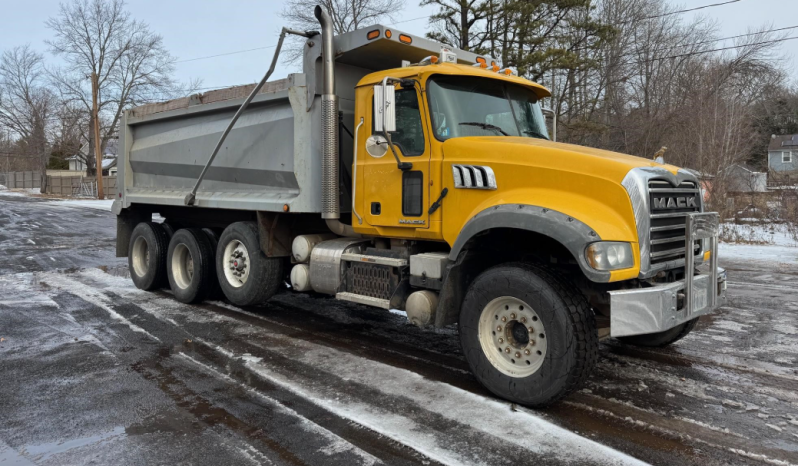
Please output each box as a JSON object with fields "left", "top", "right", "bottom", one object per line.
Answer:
{"left": 315, "top": 5, "right": 339, "bottom": 221}
{"left": 315, "top": 5, "right": 360, "bottom": 237}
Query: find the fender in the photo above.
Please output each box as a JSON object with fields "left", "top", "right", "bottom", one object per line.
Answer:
{"left": 448, "top": 204, "right": 609, "bottom": 283}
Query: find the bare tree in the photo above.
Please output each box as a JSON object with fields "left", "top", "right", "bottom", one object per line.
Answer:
{"left": 46, "top": 0, "right": 185, "bottom": 175}
{"left": 280, "top": 0, "right": 405, "bottom": 62}
{"left": 0, "top": 45, "right": 54, "bottom": 192}
{"left": 421, "top": 0, "right": 493, "bottom": 51}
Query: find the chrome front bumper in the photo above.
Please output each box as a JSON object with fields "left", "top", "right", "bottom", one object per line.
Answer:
{"left": 609, "top": 212, "right": 726, "bottom": 338}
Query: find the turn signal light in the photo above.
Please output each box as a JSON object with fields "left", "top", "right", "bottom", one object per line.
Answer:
{"left": 367, "top": 30, "right": 380, "bottom": 40}
{"left": 399, "top": 34, "right": 412, "bottom": 44}
{"left": 385, "top": 29, "right": 392, "bottom": 39}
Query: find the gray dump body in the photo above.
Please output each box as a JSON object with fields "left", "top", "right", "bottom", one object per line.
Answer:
{"left": 117, "top": 26, "right": 485, "bottom": 213}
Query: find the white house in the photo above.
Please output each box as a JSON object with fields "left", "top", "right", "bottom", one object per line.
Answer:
{"left": 66, "top": 139, "right": 118, "bottom": 175}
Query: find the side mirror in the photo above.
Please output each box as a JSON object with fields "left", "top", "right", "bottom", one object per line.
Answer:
{"left": 374, "top": 83, "right": 396, "bottom": 133}
{"left": 541, "top": 107, "right": 557, "bottom": 142}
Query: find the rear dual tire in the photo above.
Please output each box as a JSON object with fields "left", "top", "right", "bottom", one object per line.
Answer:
{"left": 167, "top": 229, "right": 217, "bottom": 304}
{"left": 216, "top": 222, "right": 284, "bottom": 307}
{"left": 128, "top": 222, "right": 170, "bottom": 291}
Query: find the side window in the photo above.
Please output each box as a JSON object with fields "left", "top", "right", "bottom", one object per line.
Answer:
{"left": 373, "top": 88, "right": 425, "bottom": 156}
{"left": 402, "top": 171, "right": 424, "bottom": 217}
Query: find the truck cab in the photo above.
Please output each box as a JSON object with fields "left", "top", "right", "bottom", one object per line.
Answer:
{"left": 114, "top": 6, "right": 726, "bottom": 407}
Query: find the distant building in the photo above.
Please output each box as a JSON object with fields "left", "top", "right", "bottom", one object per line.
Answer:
{"left": 768, "top": 134, "right": 798, "bottom": 173}
{"left": 65, "top": 139, "right": 118, "bottom": 175}
{"left": 725, "top": 164, "right": 767, "bottom": 193}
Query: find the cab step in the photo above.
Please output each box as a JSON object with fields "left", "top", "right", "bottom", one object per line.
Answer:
{"left": 340, "top": 253, "right": 408, "bottom": 267}
{"left": 336, "top": 292, "right": 392, "bottom": 309}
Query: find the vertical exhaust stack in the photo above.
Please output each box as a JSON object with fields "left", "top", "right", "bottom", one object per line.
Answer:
{"left": 315, "top": 5, "right": 339, "bottom": 221}
{"left": 316, "top": 5, "right": 360, "bottom": 237}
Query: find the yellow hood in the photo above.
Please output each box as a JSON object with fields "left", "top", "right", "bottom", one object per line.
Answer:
{"left": 442, "top": 137, "right": 680, "bottom": 183}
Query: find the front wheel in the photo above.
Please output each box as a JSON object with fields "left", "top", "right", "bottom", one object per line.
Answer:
{"left": 617, "top": 318, "right": 698, "bottom": 347}
{"left": 459, "top": 263, "right": 598, "bottom": 407}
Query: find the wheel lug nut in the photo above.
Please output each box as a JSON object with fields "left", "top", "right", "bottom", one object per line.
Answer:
{"left": 501, "top": 316, "right": 507, "bottom": 322}
{"left": 504, "top": 348, "right": 511, "bottom": 354}
{"left": 497, "top": 326, "right": 502, "bottom": 332}
{"left": 515, "top": 352, "right": 521, "bottom": 358}
{"left": 520, "top": 317, "right": 527, "bottom": 323}
{"left": 524, "top": 349, "right": 531, "bottom": 355}
{"left": 528, "top": 327, "right": 534, "bottom": 333}
{"left": 498, "top": 338, "right": 504, "bottom": 344}
{"left": 510, "top": 313, "right": 516, "bottom": 319}
{"left": 529, "top": 340, "right": 536, "bottom": 346}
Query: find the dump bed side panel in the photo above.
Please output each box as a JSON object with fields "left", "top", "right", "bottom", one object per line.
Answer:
{"left": 119, "top": 74, "right": 322, "bottom": 213}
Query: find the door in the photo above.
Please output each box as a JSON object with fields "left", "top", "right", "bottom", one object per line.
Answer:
{"left": 362, "top": 85, "right": 431, "bottom": 232}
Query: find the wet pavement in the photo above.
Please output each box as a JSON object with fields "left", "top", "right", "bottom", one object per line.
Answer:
{"left": 1, "top": 193, "right": 797, "bottom": 465}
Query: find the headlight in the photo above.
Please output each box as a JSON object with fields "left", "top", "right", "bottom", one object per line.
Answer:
{"left": 585, "top": 242, "right": 634, "bottom": 271}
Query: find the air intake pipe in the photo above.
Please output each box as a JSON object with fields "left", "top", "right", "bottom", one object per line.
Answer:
{"left": 315, "top": 5, "right": 359, "bottom": 237}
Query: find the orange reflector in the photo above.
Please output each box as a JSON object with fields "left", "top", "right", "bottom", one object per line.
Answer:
{"left": 283, "top": 204, "right": 290, "bottom": 212}
{"left": 399, "top": 34, "right": 412, "bottom": 44}
{"left": 385, "top": 29, "right": 392, "bottom": 38}
{"left": 492, "top": 65, "right": 500, "bottom": 72}
{"left": 479, "top": 63, "right": 488, "bottom": 69}
{"left": 503, "top": 69, "right": 512, "bottom": 75}
{"left": 476, "top": 57, "right": 486, "bottom": 65}
{"left": 367, "top": 30, "right": 380, "bottom": 40}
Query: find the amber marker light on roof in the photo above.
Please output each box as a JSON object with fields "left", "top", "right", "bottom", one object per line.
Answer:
{"left": 367, "top": 30, "right": 380, "bottom": 40}
{"left": 399, "top": 34, "right": 412, "bottom": 44}
{"left": 492, "top": 65, "right": 500, "bottom": 72}
{"left": 430, "top": 56, "right": 439, "bottom": 63}
{"left": 385, "top": 30, "right": 392, "bottom": 38}
{"left": 476, "top": 57, "right": 487, "bottom": 65}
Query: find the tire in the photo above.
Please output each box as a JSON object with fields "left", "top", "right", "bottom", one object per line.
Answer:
{"left": 459, "top": 263, "right": 598, "bottom": 407}
{"left": 618, "top": 318, "right": 698, "bottom": 347}
{"left": 166, "top": 228, "right": 215, "bottom": 304}
{"left": 216, "top": 222, "right": 284, "bottom": 306}
{"left": 128, "top": 222, "right": 169, "bottom": 291}
{"left": 201, "top": 228, "right": 224, "bottom": 300}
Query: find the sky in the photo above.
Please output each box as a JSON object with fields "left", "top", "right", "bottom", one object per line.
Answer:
{"left": 0, "top": 0, "right": 796, "bottom": 94}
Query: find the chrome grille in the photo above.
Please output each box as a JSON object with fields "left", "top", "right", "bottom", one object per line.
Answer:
{"left": 648, "top": 180, "right": 702, "bottom": 264}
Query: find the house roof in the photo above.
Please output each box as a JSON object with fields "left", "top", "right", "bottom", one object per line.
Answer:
{"left": 769, "top": 134, "right": 798, "bottom": 151}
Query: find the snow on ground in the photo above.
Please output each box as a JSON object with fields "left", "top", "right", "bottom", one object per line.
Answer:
{"left": 0, "top": 188, "right": 115, "bottom": 211}
{"left": 42, "top": 198, "right": 115, "bottom": 211}
{"left": 718, "top": 222, "right": 798, "bottom": 263}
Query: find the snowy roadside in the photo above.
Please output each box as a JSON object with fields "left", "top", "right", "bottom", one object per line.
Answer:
{"left": 718, "top": 222, "right": 798, "bottom": 263}
{"left": 0, "top": 186, "right": 114, "bottom": 211}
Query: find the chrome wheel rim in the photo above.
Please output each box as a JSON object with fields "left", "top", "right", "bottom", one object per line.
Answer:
{"left": 131, "top": 237, "right": 149, "bottom": 278}
{"left": 171, "top": 243, "right": 194, "bottom": 289}
{"left": 223, "top": 240, "right": 250, "bottom": 288}
{"left": 478, "top": 296, "right": 548, "bottom": 378}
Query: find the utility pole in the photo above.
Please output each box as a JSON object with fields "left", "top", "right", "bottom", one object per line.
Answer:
{"left": 91, "top": 71, "right": 105, "bottom": 199}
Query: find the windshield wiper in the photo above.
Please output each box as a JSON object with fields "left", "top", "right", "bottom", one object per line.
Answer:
{"left": 522, "top": 129, "right": 549, "bottom": 140}
{"left": 459, "top": 122, "right": 509, "bottom": 136}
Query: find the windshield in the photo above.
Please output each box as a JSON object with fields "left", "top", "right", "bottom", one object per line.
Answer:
{"left": 427, "top": 75, "right": 550, "bottom": 141}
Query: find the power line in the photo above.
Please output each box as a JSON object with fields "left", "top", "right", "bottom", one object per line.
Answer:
{"left": 631, "top": 35, "right": 798, "bottom": 65}
{"left": 175, "top": 46, "right": 277, "bottom": 64}
{"left": 639, "top": 0, "right": 742, "bottom": 21}
{"left": 617, "top": 24, "right": 798, "bottom": 59}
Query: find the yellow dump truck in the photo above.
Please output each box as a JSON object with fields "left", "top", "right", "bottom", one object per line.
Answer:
{"left": 114, "top": 6, "right": 726, "bottom": 406}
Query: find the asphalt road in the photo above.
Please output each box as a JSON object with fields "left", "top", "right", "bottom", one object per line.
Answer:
{"left": 1, "top": 193, "right": 797, "bottom": 466}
